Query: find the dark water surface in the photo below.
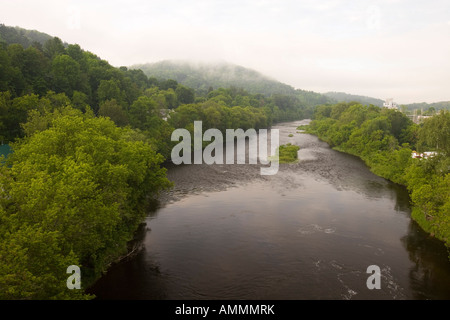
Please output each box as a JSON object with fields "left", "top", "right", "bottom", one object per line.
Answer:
{"left": 88, "top": 120, "right": 450, "bottom": 300}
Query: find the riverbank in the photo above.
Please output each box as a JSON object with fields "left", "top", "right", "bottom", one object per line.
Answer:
{"left": 325, "top": 139, "right": 446, "bottom": 251}
{"left": 88, "top": 120, "right": 450, "bottom": 300}
{"left": 304, "top": 105, "right": 450, "bottom": 259}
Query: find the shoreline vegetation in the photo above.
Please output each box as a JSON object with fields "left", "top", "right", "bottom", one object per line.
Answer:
{"left": 278, "top": 143, "right": 300, "bottom": 163}
{"left": 266, "top": 143, "right": 300, "bottom": 164}
{"left": 0, "top": 32, "right": 318, "bottom": 299}
{"left": 303, "top": 103, "right": 450, "bottom": 258}
{"left": 0, "top": 24, "right": 448, "bottom": 300}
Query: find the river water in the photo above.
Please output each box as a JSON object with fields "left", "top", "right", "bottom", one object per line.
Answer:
{"left": 88, "top": 120, "right": 450, "bottom": 300}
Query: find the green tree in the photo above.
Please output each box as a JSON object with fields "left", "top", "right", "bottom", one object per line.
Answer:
{"left": 51, "top": 55, "right": 81, "bottom": 96}
{"left": 7, "top": 43, "right": 25, "bottom": 70}
{"left": 97, "top": 79, "right": 123, "bottom": 105}
{"left": 22, "top": 46, "right": 50, "bottom": 95}
{"left": 43, "top": 37, "right": 65, "bottom": 59}
{"left": 381, "top": 108, "right": 412, "bottom": 143}
{"left": 98, "top": 99, "right": 129, "bottom": 127}
{"left": 4, "top": 93, "right": 42, "bottom": 139}
{"left": 418, "top": 110, "right": 450, "bottom": 155}
{"left": 0, "top": 45, "right": 13, "bottom": 92}
{"left": 128, "top": 95, "right": 158, "bottom": 130}
{"left": 159, "top": 79, "right": 178, "bottom": 91}
{"left": 176, "top": 85, "right": 195, "bottom": 105}
{"left": 66, "top": 44, "right": 86, "bottom": 69}
{"left": 0, "top": 108, "right": 171, "bottom": 298}
{"left": 71, "top": 90, "right": 89, "bottom": 112}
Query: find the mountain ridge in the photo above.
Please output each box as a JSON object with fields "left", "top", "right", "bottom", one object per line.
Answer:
{"left": 131, "top": 59, "right": 297, "bottom": 96}
{"left": 131, "top": 59, "right": 335, "bottom": 107}
{"left": 0, "top": 24, "right": 58, "bottom": 48}
{"left": 323, "top": 91, "right": 385, "bottom": 107}
{"left": 133, "top": 60, "right": 450, "bottom": 110}
{"left": 2, "top": 23, "right": 448, "bottom": 110}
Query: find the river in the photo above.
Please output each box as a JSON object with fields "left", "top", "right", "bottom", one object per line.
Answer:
{"left": 88, "top": 120, "right": 450, "bottom": 300}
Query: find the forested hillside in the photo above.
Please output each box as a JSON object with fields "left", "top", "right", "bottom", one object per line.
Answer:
{"left": 132, "top": 60, "right": 296, "bottom": 95}
{"left": 132, "top": 60, "right": 334, "bottom": 106}
{"left": 0, "top": 24, "right": 55, "bottom": 49}
{"left": 404, "top": 101, "right": 450, "bottom": 113}
{"left": 0, "top": 25, "right": 317, "bottom": 299}
{"left": 323, "top": 91, "right": 384, "bottom": 107}
{"left": 323, "top": 91, "right": 450, "bottom": 114}
{"left": 0, "top": 36, "right": 318, "bottom": 148}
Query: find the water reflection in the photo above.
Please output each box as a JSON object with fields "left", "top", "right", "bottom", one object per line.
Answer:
{"left": 401, "top": 219, "right": 450, "bottom": 299}
{"left": 88, "top": 121, "right": 450, "bottom": 300}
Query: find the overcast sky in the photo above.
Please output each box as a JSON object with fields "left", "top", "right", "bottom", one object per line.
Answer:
{"left": 2, "top": 0, "right": 450, "bottom": 103}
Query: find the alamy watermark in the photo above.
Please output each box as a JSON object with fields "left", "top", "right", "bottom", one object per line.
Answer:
{"left": 66, "top": 265, "right": 81, "bottom": 290}
{"left": 66, "top": 5, "right": 81, "bottom": 30}
{"left": 366, "top": 5, "right": 382, "bottom": 31}
{"left": 171, "top": 121, "right": 280, "bottom": 175}
{"left": 366, "top": 265, "right": 381, "bottom": 290}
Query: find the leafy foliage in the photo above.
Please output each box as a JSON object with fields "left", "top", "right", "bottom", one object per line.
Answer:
{"left": 308, "top": 103, "right": 450, "bottom": 254}
{"left": 278, "top": 143, "right": 300, "bottom": 163}
{"left": 0, "top": 24, "right": 54, "bottom": 49}
{"left": 0, "top": 108, "right": 171, "bottom": 299}
{"left": 132, "top": 60, "right": 334, "bottom": 107}
{"left": 0, "top": 24, "right": 318, "bottom": 299}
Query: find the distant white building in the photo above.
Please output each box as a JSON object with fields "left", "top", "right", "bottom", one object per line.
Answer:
{"left": 411, "top": 151, "right": 438, "bottom": 159}
{"left": 383, "top": 98, "right": 398, "bottom": 110}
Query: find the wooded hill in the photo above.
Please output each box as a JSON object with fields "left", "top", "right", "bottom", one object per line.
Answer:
{"left": 323, "top": 91, "right": 385, "bottom": 107}
{"left": 131, "top": 60, "right": 334, "bottom": 106}
{"left": 323, "top": 91, "right": 450, "bottom": 113}
{"left": 0, "top": 24, "right": 57, "bottom": 49}
{"left": 0, "top": 24, "right": 327, "bottom": 300}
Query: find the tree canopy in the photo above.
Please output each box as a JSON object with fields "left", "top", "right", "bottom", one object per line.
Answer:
{"left": 0, "top": 108, "right": 171, "bottom": 299}
{"left": 0, "top": 25, "right": 316, "bottom": 299}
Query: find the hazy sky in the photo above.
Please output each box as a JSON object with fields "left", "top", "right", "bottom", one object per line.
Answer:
{"left": 2, "top": 0, "right": 450, "bottom": 103}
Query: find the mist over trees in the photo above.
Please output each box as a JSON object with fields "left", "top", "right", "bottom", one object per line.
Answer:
{"left": 131, "top": 60, "right": 334, "bottom": 105}
{"left": 0, "top": 24, "right": 54, "bottom": 49}
{"left": 323, "top": 91, "right": 450, "bottom": 113}
{"left": 0, "top": 25, "right": 320, "bottom": 299}
{"left": 323, "top": 92, "right": 385, "bottom": 107}
{"left": 0, "top": 40, "right": 320, "bottom": 152}
{"left": 2, "top": 22, "right": 448, "bottom": 300}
